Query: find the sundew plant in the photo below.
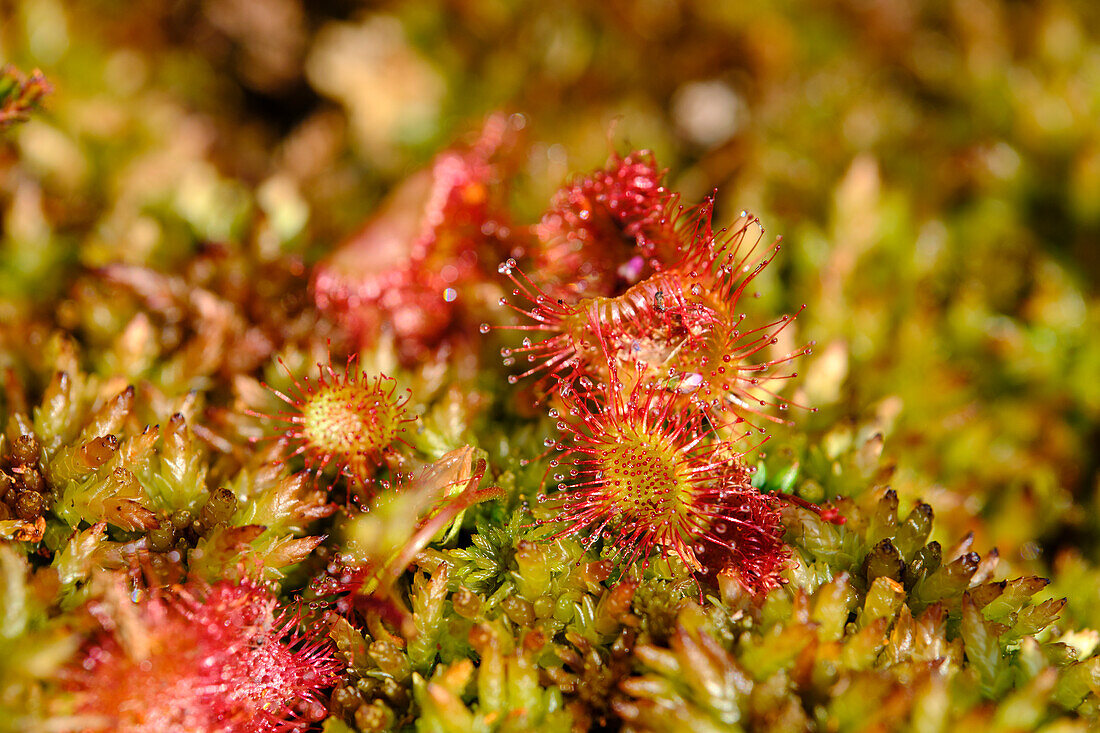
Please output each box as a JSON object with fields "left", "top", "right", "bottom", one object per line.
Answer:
{"left": 2, "top": 2, "right": 1100, "bottom": 732}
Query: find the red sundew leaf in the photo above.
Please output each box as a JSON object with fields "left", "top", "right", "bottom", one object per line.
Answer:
{"left": 70, "top": 577, "right": 340, "bottom": 733}
{"left": 247, "top": 354, "right": 416, "bottom": 486}
{"left": 493, "top": 259, "right": 813, "bottom": 428}
{"left": 532, "top": 151, "right": 679, "bottom": 297}
{"left": 537, "top": 367, "right": 784, "bottom": 584}
{"left": 695, "top": 485, "right": 790, "bottom": 595}
{"left": 653, "top": 208, "right": 818, "bottom": 426}
{"left": 313, "top": 114, "right": 525, "bottom": 362}
{"left": 489, "top": 151, "right": 815, "bottom": 429}
{"left": 491, "top": 262, "right": 720, "bottom": 397}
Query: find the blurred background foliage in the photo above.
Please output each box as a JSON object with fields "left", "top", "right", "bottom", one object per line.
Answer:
{"left": 1, "top": 0, "right": 1098, "bottom": 627}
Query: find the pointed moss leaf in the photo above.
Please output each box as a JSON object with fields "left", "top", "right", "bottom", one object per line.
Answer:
{"left": 811, "top": 572, "right": 858, "bottom": 642}
{"left": 673, "top": 626, "right": 751, "bottom": 718}
{"left": 330, "top": 616, "right": 372, "bottom": 673}
{"left": 1053, "top": 656, "right": 1100, "bottom": 710}
{"left": 979, "top": 577, "right": 1049, "bottom": 624}
{"left": 785, "top": 506, "right": 862, "bottom": 571}
{"left": 866, "top": 489, "right": 898, "bottom": 546}
{"left": 861, "top": 576, "right": 906, "bottom": 628}
{"left": 77, "top": 385, "right": 133, "bottom": 444}
{"left": 911, "top": 550, "right": 980, "bottom": 613}
{"left": 52, "top": 522, "right": 106, "bottom": 592}
{"left": 882, "top": 604, "right": 916, "bottom": 666}
{"left": 231, "top": 472, "right": 330, "bottom": 536}
{"left": 144, "top": 413, "right": 208, "bottom": 514}
{"left": 893, "top": 502, "right": 933, "bottom": 561}
{"left": 739, "top": 624, "right": 816, "bottom": 680}
{"left": 840, "top": 617, "right": 889, "bottom": 671}
{"left": 1004, "top": 598, "right": 1067, "bottom": 643}
{"left": 48, "top": 435, "right": 118, "bottom": 484}
{"left": 476, "top": 640, "right": 507, "bottom": 715}
{"left": 903, "top": 541, "right": 942, "bottom": 591}
{"left": 409, "top": 565, "right": 450, "bottom": 674}
{"left": 187, "top": 524, "right": 266, "bottom": 581}
{"left": 33, "top": 371, "right": 77, "bottom": 456}
{"left": 960, "top": 594, "right": 1013, "bottom": 698}
{"left": 633, "top": 644, "right": 683, "bottom": 679}
{"left": 255, "top": 534, "right": 325, "bottom": 574}
{"left": 862, "top": 539, "right": 904, "bottom": 585}
{"left": 0, "top": 546, "right": 29, "bottom": 640}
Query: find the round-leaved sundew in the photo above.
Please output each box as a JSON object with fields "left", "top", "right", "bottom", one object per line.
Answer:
{"left": 692, "top": 479, "right": 789, "bottom": 595}
{"left": 70, "top": 578, "right": 340, "bottom": 733}
{"left": 486, "top": 155, "right": 817, "bottom": 431}
{"left": 532, "top": 150, "right": 679, "bottom": 296}
{"left": 489, "top": 260, "right": 717, "bottom": 399}
{"left": 661, "top": 207, "right": 817, "bottom": 427}
{"left": 539, "top": 370, "right": 760, "bottom": 574}
{"left": 251, "top": 356, "right": 415, "bottom": 484}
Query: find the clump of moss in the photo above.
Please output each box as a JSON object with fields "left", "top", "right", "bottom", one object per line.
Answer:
{"left": 0, "top": 24, "right": 1099, "bottom": 732}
